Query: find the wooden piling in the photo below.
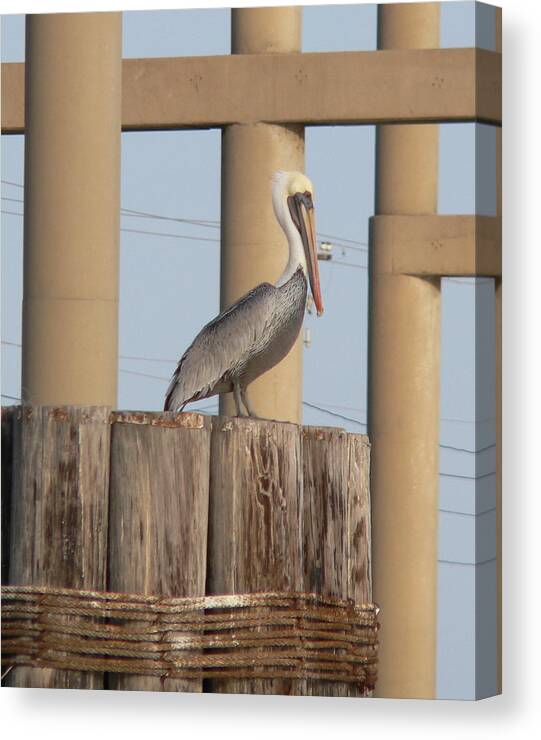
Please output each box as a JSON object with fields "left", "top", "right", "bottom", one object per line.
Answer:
{"left": 302, "top": 427, "right": 372, "bottom": 697}
{"left": 1, "top": 406, "right": 17, "bottom": 585}
{"left": 206, "top": 417, "right": 303, "bottom": 695}
{"left": 206, "top": 418, "right": 372, "bottom": 697}
{"left": 107, "top": 411, "right": 211, "bottom": 692}
{"left": 5, "top": 406, "right": 111, "bottom": 689}
{"left": 2, "top": 408, "right": 373, "bottom": 696}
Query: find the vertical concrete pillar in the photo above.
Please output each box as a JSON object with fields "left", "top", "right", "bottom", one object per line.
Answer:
{"left": 22, "top": 13, "right": 122, "bottom": 406}
{"left": 369, "top": 3, "right": 440, "bottom": 699}
{"left": 495, "top": 6, "right": 502, "bottom": 695}
{"left": 219, "top": 7, "right": 304, "bottom": 423}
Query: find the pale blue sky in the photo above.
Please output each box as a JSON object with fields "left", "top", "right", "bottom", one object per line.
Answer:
{"left": 0, "top": 2, "right": 499, "bottom": 700}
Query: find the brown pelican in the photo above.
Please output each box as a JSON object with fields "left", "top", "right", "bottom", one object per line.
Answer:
{"left": 164, "top": 170, "right": 323, "bottom": 417}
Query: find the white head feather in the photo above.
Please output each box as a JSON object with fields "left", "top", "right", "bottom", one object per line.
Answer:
{"left": 271, "top": 170, "right": 315, "bottom": 287}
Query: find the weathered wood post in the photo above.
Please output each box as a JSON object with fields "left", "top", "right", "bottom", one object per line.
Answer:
{"left": 302, "top": 427, "right": 372, "bottom": 697}
{"left": 206, "top": 418, "right": 373, "bottom": 696}
{"left": 107, "top": 411, "right": 211, "bottom": 692}
{"left": 5, "top": 406, "right": 111, "bottom": 689}
{"left": 2, "top": 410, "right": 373, "bottom": 694}
{"left": 1, "top": 406, "right": 17, "bottom": 585}
{"left": 206, "top": 417, "right": 303, "bottom": 695}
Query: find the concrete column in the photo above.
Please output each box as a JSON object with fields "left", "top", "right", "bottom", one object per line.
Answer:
{"left": 22, "top": 13, "right": 122, "bottom": 406}
{"left": 369, "top": 3, "right": 440, "bottom": 699}
{"left": 219, "top": 7, "right": 304, "bottom": 423}
{"left": 495, "top": 7, "right": 502, "bottom": 695}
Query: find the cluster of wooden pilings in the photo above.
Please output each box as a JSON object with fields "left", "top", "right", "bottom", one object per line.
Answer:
{"left": 1, "top": 405, "right": 372, "bottom": 696}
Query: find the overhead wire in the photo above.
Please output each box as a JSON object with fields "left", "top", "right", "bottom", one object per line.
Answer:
{"left": 302, "top": 400, "right": 366, "bottom": 427}
{"left": 4, "top": 185, "right": 496, "bottom": 281}
{"left": 1, "top": 179, "right": 23, "bottom": 189}
{"left": 0, "top": 181, "right": 502, "bottom": 273}
{"left": 120, "top": 227, "right": 219, "bottom": 243}
{"left": 2, "top": 339, "right": 496, "bottom": 453}
{"left": 331, "top": 260, "right": 367, "bottom": 270}
{"left": 1, "top": 181, "right": 369, "bottom": 253}
{"left": 1, "top": 179, "right": 496, "bottom": 446}
{"left": 1, "top": 209, "right": 221, "bottom": 244}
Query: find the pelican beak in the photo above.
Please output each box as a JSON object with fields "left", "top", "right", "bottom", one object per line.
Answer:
{"left": 289, "top": 192, "right": 324, "bottom": 316}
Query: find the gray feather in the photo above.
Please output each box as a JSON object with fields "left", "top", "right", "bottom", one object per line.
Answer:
{"left": 164, "top": 267, "right": 307, "bottom": 412}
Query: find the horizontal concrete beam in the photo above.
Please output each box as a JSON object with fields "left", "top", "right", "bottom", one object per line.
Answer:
{"left": 370, "top": 215, "right": 501, "bottom": 277}
{"left": 2, "top": 48, "right": 501, "bottom": 134}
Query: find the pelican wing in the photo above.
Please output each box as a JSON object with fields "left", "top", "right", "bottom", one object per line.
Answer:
{"left": 164, "top": 282, "right": 277, "bottom": 411}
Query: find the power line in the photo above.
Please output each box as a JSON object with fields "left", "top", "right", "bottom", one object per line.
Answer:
{"left": 440, "top": 470, "right": 495, "bottom": 480}
{"left": 441, "top": 415, "right": 496, "bottom": 424}
{"left": 0, "top": 387, "right": 499, "bottom": 462}
{"left": 119, "top": 369, "right": 368, "bottom": 426}
{"left": 120, "top": 367, "right": 170, "bottom": 382}
{"left": 121, "top": 227, "right": 219, "bottom": 244}
{"left": 439, "top": 505, "right": 497, "bottom": 518}
{"left": 446, "top": 277, "right": 494, "bottom": 286}
{"left": 331, "top": 260, "right": 367, "bottom": 270}
{"left": 1, "top": 192, "right": 220, "bottom": 229}
{"left": 438, "top": 556, "right": 496, "bottom": 567}
{"left": 440, "top": 441, "right": 496, "bottom": 453}
{"left": 303, "top": 400, "right": 366, "bottom": 427}
{"left": 118, "top": 353, "right": 176, "bottom": 364}
{"left": 1, "top": 179, "right": 23, "bottom": 189}
{"left": 2, "top": 341, "right": 498, "bottom": 451}
{"left": 121, "top": 207, "right": 220, "bottom": 229}
{"left": 2, "top": 339, "right": 179, "bottom": 365}
{"left": 0, "top": 211, "right": 221, "bottom": 244}
{"left": 2, "top": 209, "right": 366, "bottom": 256}
{"left": 318, "top": 231, "right": 368, "bottom": 248}
{"left": 1, "top": 180, "right": 370, "bottom": 251}
{"left": 3, "top": 208, "right": 369, "bottom": 269}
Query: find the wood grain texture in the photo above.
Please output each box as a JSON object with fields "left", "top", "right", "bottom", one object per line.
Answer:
{"left": 2, "top": 406, "right": 18, "bottom": 583}
{"left": 206, "top": 418, "right": 372, "bottom": 697}
{"left": 107, "top": 411, "right": 211, "bottom": 692}
{"left": 1, "top": 407, "right": 17, "bottom": 585}
{"left": 206, "top": 416, "right": 303, "bottom": 696}
{"left": 347, "top": 434, "right": 372, "bottom": 607}
{"left": 302, "top": 427, "right": 372, "bottom": 697}
{"left": 2, "top": 407, "right": 372, "bottom": 696}
{"left": 5, "top": 406, "right": 111, "bottom": 689}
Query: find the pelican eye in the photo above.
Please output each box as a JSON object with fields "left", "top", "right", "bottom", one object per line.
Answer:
{"left": 302, "top": 191, "right": 314, "bottom": 209}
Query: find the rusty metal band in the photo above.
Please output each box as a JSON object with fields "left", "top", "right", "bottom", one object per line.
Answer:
{"left": 1, "top": 586, "right": 379, "bottom": 687}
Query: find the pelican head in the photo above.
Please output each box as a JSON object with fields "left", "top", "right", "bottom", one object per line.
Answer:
{"left": 272, "top": 170, "right": 324, "bottom": 317}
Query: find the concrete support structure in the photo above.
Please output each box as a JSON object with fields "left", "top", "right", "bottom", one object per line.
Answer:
{"left": 219, "top": 7, "right": 304, "bottom": 422}
{"left": 22, "top": 13, "right": 122, "bottom": 406}
{"left": 2, "top": 48, "right": 501, "bottom": 134}
{"left": 369, "top": 3, "right": 440, "bottom": 699}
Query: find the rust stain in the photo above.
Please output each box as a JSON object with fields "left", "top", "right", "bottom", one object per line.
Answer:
{"left": 111, "top": 410, "right": 204, "bottom": 429}
{"left": 48, "top": 408, "right": 69, "bottom": 421}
